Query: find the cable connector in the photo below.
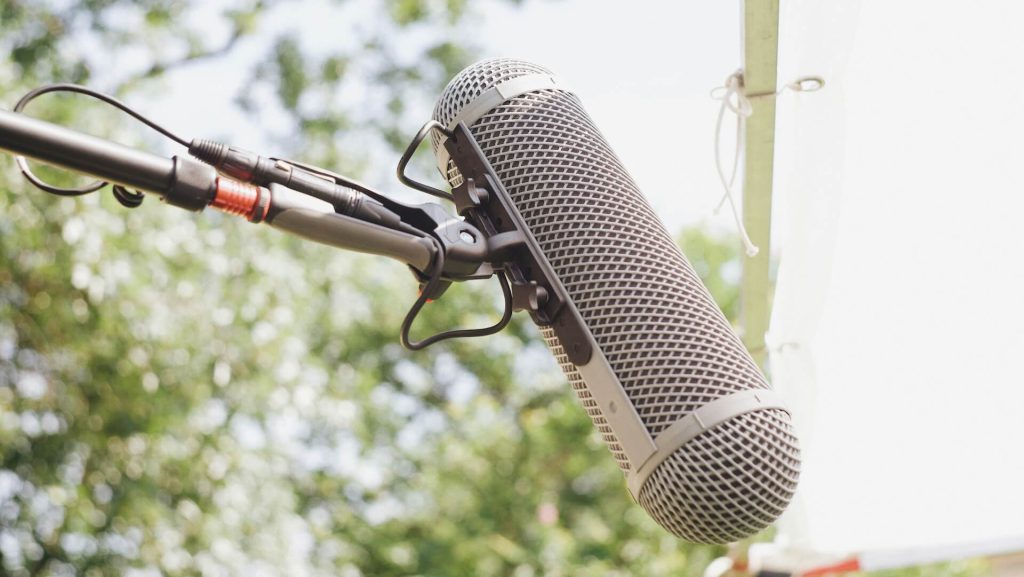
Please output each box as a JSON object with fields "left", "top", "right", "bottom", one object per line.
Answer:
{"left": 189, "top": 139, "right": 261, "bottom": 183}
{"left": 189, "top": 139, "right": 403, "bottom": 230}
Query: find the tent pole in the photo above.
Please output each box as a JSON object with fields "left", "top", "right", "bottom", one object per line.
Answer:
{"left": 740, "top": 0, "right": 780, "bottom": 370}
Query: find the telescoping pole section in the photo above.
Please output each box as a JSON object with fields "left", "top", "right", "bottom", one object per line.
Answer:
{"left": 0, "top": 108, "right": 436, "bottom": 271}
{"left": 0, "top": 108, "right": 178, "bottom": 195}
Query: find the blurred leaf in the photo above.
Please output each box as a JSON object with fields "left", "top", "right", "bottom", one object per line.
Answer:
{"left": 272, "top": 36, "right": 308, "bottom": 111}
{"left": 389, "top": 0, "right": 428, "bottom": 26}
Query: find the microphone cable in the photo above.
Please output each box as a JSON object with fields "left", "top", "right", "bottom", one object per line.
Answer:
{"left": 399, "top": 244, "right": 513, "bottom": 350}
{"left": 12, "top": 83, "right": 192, "bottom": 208}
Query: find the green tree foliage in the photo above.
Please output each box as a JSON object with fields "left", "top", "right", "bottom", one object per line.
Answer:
{"left": 0, "top": 2, "right": 725, "bottom": 575}
{"left": 0, "top": 2, "right": 992, "bottom": 577}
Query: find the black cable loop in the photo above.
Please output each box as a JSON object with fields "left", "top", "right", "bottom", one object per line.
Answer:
{"left": 396, "top": 120, "right": 454, "bottom": 201}
{"left": 401, "top": 240, "right": 514, "bottom": 350}
{"left": 12, "top": 84, "right": 190, "bottom": 206}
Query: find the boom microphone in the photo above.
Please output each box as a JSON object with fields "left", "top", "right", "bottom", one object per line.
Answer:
{"left": 0, "top": 70, "right": 800, "bottom": 545}
{"left": 430, "top": 59, "right": 800, "bottom": 544}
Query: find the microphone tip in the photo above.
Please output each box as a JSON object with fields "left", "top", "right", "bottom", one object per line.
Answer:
{"left": 638, "top": 408, "right": 800, "bottom": 544}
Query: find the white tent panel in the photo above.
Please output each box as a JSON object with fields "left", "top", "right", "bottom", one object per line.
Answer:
{"left": 770, "top": 0, "right": 1024, "bottom": 557}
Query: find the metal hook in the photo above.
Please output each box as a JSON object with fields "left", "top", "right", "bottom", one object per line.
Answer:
{"left": 788, "top": 76, "right": 826, "bottom": 92}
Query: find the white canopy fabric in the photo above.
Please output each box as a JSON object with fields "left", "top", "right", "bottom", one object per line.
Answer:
{"left": 768, "top": 0, "right": 1024, "bottom": 565}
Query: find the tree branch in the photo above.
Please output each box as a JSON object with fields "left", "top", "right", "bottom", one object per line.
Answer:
{"left": 115, "top": 26, "right": 246, "bottom": 93}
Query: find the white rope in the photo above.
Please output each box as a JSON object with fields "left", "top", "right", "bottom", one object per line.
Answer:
{"left": 711, "top": 70, "right": 824, "bottom": 258}
{"left": 712, "top": 70, "right": 756, "bottom": 256}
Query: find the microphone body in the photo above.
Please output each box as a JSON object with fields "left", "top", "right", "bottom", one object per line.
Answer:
{"left": 431, "top": 59, "right": 800, "bottom": 544}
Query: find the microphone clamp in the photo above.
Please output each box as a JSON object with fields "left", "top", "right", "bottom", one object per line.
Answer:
{"left": 399, "top": 120, "right": 594, "bottom": 365}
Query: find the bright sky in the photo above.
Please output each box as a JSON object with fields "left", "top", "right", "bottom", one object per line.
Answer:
{"left": 149, "top": 0, "right": 743, "bottom": 236}
{"left": 475, "top": 0, "right": 742, "bottom": 234}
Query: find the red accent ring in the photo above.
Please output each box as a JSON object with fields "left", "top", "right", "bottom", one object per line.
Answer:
{"left": 210, "top": 178, "right": 260, "bottom": 220}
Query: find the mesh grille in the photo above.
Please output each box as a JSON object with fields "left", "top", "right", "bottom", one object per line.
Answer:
{"left": 541, "top": 326, "right": 631, "bottom": 470}
{"left": 433, "top": 58, "right": 799, "bottom": 543}
{"left": 431, "top": 59, "right": 553, "bottom": 153}
{"left": 639, "top": 409, "right": 801, "bottom": 543}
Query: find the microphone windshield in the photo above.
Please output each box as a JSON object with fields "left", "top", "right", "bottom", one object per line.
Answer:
{"left": 431, "top": 58, "right": 800, "bottom": 544}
